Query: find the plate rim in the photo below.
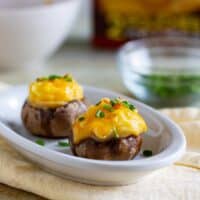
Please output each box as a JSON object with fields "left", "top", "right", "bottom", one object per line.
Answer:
{"left": 0, "top": 85, "right": 186, "bottom": 170}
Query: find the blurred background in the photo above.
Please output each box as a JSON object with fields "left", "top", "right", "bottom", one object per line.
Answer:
{"left": 0, "top": 0, "right": 199, "bottom": 107}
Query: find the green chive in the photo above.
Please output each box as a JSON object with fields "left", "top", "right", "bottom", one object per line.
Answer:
{"left": 110, "top": 98, "right": 119, "bottom": 106}
{"left": 122, "top": 101, "right": 129, "bottom": 108}
{"left": 103, "top": 104, "right": 113, "bottom": 112}
{"left": 78, "top": 116, "right": 85, "bottom": 121}
{"left": 122, "top": 100, "right": 136, "bottom": 111}
{"left": 96, "top": 101, "right": 101, "bottom": 106}
{"left": 113, "top": 128, "right": 119, "bottom": 139}
{"left": 129, "top": 104, "right": 136, "bottom": 111}
{"left": 110, "top": 100, "right": 115, "bottom": 106}
{"left": 96, "top": 110, "right": 105, "bottom": 118}
{"left": 48, "top": 75, "right": 61, "bottom": 80}
{"left": 143, "top": 150, "right": 153, "bottom": 157}
{"left": 64, "top": 75, "right": 72, "bottom": 82}
{"left": 58, "top": 141, "right": 70, "bottom": 147}
{"left": 36, "top": 77, "right": 48, "bottom": 81}
{"left": 35, "top": 139, "right": 45, "bottom": 146}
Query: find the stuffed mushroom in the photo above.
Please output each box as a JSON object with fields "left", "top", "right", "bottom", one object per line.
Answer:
{"left": 71, "top": 98, "right": 147, "bottom": 160}
{"left": 21, "top": 74, "right": 87, "bottom": 138}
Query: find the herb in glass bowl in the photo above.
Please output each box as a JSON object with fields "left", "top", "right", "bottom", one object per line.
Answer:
{"left": 141, "top": 74, "right": 200, "bottom": 98}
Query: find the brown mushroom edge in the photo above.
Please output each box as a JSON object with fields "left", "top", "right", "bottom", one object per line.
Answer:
{"left": 21, "top": 99, "right": 87, "bottom": 138}
{"left": 70, "top": 135, "right": 142, "bottom": 160}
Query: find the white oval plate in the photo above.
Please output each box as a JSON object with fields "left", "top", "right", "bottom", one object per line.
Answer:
{"left": 0, "top": 85, "right": 186, "bottom": 186}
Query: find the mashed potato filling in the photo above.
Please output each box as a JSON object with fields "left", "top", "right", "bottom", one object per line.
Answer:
{"left": 73, "top": 98, "right": 147, "bottom": 144}
{"left": 28, "top": 74, "right": 83, "bottom": 108}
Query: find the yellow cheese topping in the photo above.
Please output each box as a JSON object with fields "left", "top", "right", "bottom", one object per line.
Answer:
{"left": 28, "top": 74, "right": 83, "bottom": 108}
{"left": 73, "top": 98, "right": 148, "bottom": 144}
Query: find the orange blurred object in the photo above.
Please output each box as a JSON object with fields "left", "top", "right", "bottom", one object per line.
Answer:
{"left": 93, "top": 0, "right": 200, "bottom": 49}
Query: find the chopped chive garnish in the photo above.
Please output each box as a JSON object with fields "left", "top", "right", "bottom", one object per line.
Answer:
{"left": 64, "top": 74, "right": 73, "bottom": 82}
{"left": 110, "top": 99, "right": 119, "bottom": 106}
{"left": 35, "top": 139, "right": 45, "bottom": 146}
{"left": 110, "top": 100, "right": 115, "bottom": 106}
{"left": 36, "top": 74, "right": 74, "bottom": 82}
{"left": 78, "top": 116, "right": 85, "bottom": 121}
{"left": 129, "top": 104, "right": 136, "bottom": 111}
{"left": 96, "top": 101, "right": 101, "bottom": 106}
{"left": 95, "top": 110, "right": 105, "bottom": 118}
{"left": 48, "top": 75, "right": 61, "bottom": 80}
{"left": 122, "top": 100, "right": 136, "bottom": 111}
{"left": 103, "top": 104, "right": 113, "bottom": 112}
{"left": 113, "top": 128, "right": 119, "bottom": 139}
{"left": 58, "top": 141, "right": 70, "bottom": 147}
{"left": 143, "top": 150, "right": 153, "bottom": 157}
{"left": 122, "top": 101, "right": 129, "bottom": 108}
{"left": 37, "top": 77, "right": 48, "bottom": 81}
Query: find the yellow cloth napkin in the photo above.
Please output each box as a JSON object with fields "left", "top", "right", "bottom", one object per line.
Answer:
{"left": 0, "top": 104, "right": 199, "bottom": 199}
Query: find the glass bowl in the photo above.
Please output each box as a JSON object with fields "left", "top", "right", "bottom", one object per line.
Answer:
{"left": 117, "top": 37, "right": 200, "bottom": 107}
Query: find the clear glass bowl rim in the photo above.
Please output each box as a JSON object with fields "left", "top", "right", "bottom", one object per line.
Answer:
{"left": 117, "top": 36, "right": 200, "bottom": 76}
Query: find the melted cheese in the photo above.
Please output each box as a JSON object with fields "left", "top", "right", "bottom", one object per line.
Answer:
{"left": 28, "top": 75, "right": 83, "bottom": 108}
{"left": 73, "top": 98, "right": 147, "bottom": 144}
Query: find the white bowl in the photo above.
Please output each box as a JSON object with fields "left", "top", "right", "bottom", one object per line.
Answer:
{"left": 0, "top": 85, "right": 186, "bottom": 186}
{"left": 0, "top": 0, "right": 81, "bottom": 68}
